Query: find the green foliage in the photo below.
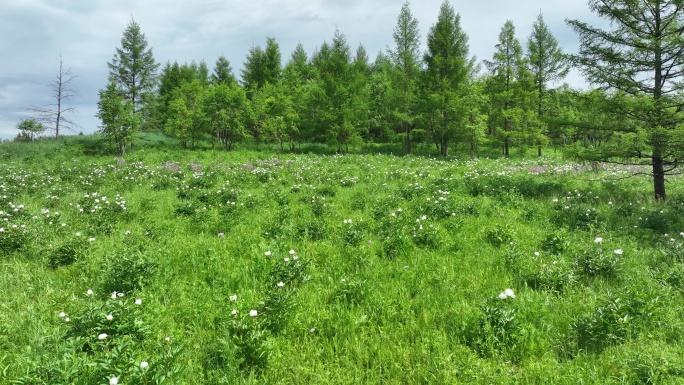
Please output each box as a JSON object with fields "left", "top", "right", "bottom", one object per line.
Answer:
{"left": 5, "top": 139, "right": 684, "bottom": 383}
{"left": 574, "top": 240, "right": 621, "bottom": 279}
{"left": 484, "top": 223, "right": 514, "bottom": 247}
{"left": 465, "top": 291, "right": 522, "bottom": 359}
{"left": 485, "top": 20, "right": 536, "bottom": 157}
{"left": 97, "top": 82, "right": 141, "bottom": 155}
{"left": 100, "top": 252, "right": 157, "bottom": 295}
{"left": 47, "top": 236, "right": 88, "bottom": 269}
{"left": 107, "top": 17, "right": 160, "bottom": 112}
{"left": 572, "top": 289, "right": 661, "bottom": 354}
{"left": 422, "top": 1, "right": 474, "bottom": 156}
{"left": 15, "top": 118, "right": 46, "bottom": 142}
{"left": 567, "top": 0, "right": 684, "bottom": 200}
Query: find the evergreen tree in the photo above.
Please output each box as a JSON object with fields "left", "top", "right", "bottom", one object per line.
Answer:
{"left": 423, "top": 1, "right": 475, "bottom": 156}
{"left": 212, "top": 55, "right": 237, "bottom": 86}
{"left": 107, "top": 18, "right": 159, "bottom": 113}
{"left": 486, "top": 20, "right": 535, "bottom": 157}
{"left": 283, "top": 43, "right": 311, "bottom": 86}
{"left": 242, "top": 37, "right": 282, "bottom": 94}
{"left": 389, "top": 1, "right": 422, "bottom": 154}
{"left": 263, "top": 37, "right": 282, "bottom": 85}
{"left": 527, "top": 12, "right": 569, "bottom": 156}
{"left": 567, "top": 0, "right": 684, "bottom": 200}
{"left": 367, "top": 52, "right": 395, "bottom": 142}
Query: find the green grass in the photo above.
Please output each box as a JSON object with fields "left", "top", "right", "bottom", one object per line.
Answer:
{"left": 2, "top": 136, "right": 684, "bottom": 384}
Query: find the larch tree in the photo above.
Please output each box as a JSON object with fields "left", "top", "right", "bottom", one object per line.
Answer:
{"left": 211, "top": 55, "right": 237, "bottom": 86}
{"left": 486, "top": 20, "right": 535, "bottom": 157}
{"left": 107, "top": 18, "right": 160, "bottom": 113}
{"left": 388, "top": 1, "right": 422, "bottom": 154}
{"left": 567, "top": 0, "right": 684, "bottom": 201}
{"left": 423, "top": 0, "right": 475, "bottom": 156}
{"left": 527, "top": 12, "right": 569, "bottom": 157}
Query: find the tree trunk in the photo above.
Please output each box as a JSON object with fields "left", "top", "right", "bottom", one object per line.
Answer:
{"left": 537, "top": 143, "right": 542, "bottom": 157}
{"left": 653, "top": 154, "right": 666, "bottom": 201}
{"left": 404, "top": 124, "right": 412, "bottom": 155}
{"left": 504, "top": 137, "right": 510, "bottom": 158}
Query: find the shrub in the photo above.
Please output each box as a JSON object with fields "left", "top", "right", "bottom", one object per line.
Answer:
{"left": 100, "top": 253, "right": 157, "bottom": 295}
{"left": 484, "top": 224, "right": 514, "bottom": 248}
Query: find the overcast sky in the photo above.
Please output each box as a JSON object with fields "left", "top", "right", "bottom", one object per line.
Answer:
{"left": 0, "top": 0, "right": 603, "bottom": 140}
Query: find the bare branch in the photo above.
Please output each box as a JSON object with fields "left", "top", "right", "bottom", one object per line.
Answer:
{"left": 25, "top": 54, "right": 79, "bottom": 137}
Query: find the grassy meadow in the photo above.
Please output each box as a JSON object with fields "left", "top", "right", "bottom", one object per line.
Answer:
{"left": 2, "top": 136, "right": 684, "bottom": 384}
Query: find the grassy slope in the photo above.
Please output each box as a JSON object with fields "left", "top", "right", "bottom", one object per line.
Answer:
{"left": 2, "top": 135, "right": 684, "bottom": 384}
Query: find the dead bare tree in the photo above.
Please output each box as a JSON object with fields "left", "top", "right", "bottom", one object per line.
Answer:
{"left": 28, "top": 54, "right": 78, "bottom": 137}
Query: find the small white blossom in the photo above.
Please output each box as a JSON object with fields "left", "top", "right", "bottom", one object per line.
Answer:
{"left": 98, "top": 333, "right": 108, "bottom": 340}
{"left": 109, "top": 377, "right": 118, "bottom": 385}
{"left": 289, "top": 249, "right": 295, "bottom": 255}
{"left": 106, "top": 314, "right": 113, "bottom": 321}
{"left": 165, "top": 336, "right": 171, "bottom": 342}
{"left": 265, "top": 250, "right": 272, "bottom": 256}
{"left": 504, "top": 288, "right": 515, "bottom": 298}
{"left": 231, "top": 309, "right": 238, "bottom": 315}
{"left": 135, "top": 298, "right": 142, "bottom": 305}
{"left": 111, "top": 292, "right": 117, "bottom": 299}
{"left": 498, "top": 292, "right": 508, "bottom": 300}
{"left": 89, "top": 237, "right": 95, "bottom": 242}
{"left": 594, "top": 237, "right": 603, "bottom": 244}
{"left": 277, "top": 281, "right": 285, "bottom": 287}
{"left": 249, "top": 309, "right": 258, "bottom": 317}
{"left": 534, "top": 251, "right": 540, "bottom": 257}
{"left": 614, "top": 249, "right": 624, "bottom": 255}
{"left": 59, "top": 312, "right": 66, "bottom": 318}
{"left": 284, "top": 257, "right": 290, "bottom": 262}
{"left": 140, "top": 361, "right": 149, "bottom": 369}
{"left": 229, "top": 294, "right": 237, "bottom": 301}
{"left": 87, "top": 289, "right": 93, "bottom": 296}
{"left": 64, "top": 317, "right": 70, "bottom": 322}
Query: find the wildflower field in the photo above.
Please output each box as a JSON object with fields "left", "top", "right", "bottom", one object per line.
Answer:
{"left": 3, "top": 137, "right": 684, "bottom": 384}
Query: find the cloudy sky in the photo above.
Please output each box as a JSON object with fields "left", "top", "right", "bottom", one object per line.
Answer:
{"left": 0, "top": 0, "right": 603, "bottom": 140}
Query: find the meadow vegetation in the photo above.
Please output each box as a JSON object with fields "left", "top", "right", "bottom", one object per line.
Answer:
{"left": 2, "top": 135, "right": 684, "bottom": 384}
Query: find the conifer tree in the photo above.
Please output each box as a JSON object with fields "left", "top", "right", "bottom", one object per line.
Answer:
{"left": 567, "top": 0, "right": 684, "bottom": 200}
{"left": 389, "top": 1, "right": 422, "bottom": 154}
{"left": 527, "top": 13, "right": 569, "bottom": 156}
{"left": 423, "top": 1, "right": 474, "bottom": 156}
{"left": 107, "top": 18, "right": 159, "bottom": 113}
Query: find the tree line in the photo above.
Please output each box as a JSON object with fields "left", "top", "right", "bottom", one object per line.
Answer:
{"left": 98, "top": 3, "right": 577, "bottom": 159}
{"left": 17, "top": 0, "right": 684, "bottom": 201}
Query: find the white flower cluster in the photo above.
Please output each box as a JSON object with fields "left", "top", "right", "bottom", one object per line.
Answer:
{"left": 498, "top": 288, "right": 516, "bottom": 300}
